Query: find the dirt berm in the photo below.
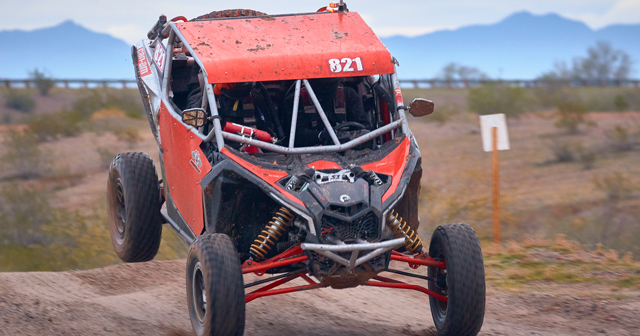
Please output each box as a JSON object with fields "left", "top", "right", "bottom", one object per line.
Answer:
{"left": 1, "top": 260, "right": 638, "bottom": 335}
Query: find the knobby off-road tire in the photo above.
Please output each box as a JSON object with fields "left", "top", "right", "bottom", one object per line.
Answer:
{"left": 107, "top": 152, "right": 163, "bottom": 262}
{"left": 428, "top": 223, "right": 485, "bottom": 336}
{"left": 187, "top": 234, "right": 246, "bottom": 336}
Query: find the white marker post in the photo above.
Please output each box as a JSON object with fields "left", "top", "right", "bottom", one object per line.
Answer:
{"left": 480, "top": 114, "right": 510, "bottom": 252}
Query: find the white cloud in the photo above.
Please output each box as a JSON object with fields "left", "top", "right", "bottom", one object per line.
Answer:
{"left": 105, "top": 24, "right": 148, "bottom": 45}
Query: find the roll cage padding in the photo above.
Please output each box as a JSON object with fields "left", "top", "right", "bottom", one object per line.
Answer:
{"left": 191, "top": 9, "right": 268, "bottom": 21}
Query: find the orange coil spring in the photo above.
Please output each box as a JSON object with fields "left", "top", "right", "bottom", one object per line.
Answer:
{"left": 386, "top": 210, "right": 423, "bottom": 253}
{"left": 249, "top": 207, "right": 295, "bottom": 260}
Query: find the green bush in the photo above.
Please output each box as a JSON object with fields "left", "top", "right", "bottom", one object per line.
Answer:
{"left": 27, "top": 110, "right": 83, "bottom": 141}
{"left": 0, "top": 130, "right": 51, "bottom": 179}
{"left": 468, "top": 84, "right": 530, "bottom": 117}
{"left": 29, "top": 68, "right": 55, "bottom": 96}
{"left": 605, "top": 125, "right": 635, "bottom": 151}
{"left": 614, "top": 95, "right": 629, "bottom": 111}
{"left": 554, "top": 101, "right": 595, "bottom": 133}
{"left": 593, "top": 173, "right": 638, "bottom": 201}
{"left": 74, "top": 90, "right": 144, "bottom": 120}
{"left": 0, "top": 182, "right": 188, "bottom": 271}
{"left": 4, "top": 90, "right": 35, "bottom": 113}
{"left": 548, "top": 141, "right": 576, "bottom": 162}
{"left": 576, "top": 145, "right": 596, "bottom": 170}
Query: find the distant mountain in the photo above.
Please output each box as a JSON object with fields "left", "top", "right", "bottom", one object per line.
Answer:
{"left": 0, "top": 20, "right": 132, "bottom": 79}
{"left": 381, "top": 11, "right": 640, "bottom": 79}
{"left": 1, "top": 13, "right": 639, "bottom": 80}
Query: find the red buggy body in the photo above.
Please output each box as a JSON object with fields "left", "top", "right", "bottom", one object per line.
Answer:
{"left": 107, "top": 4, "right": 486, "bottom": 336}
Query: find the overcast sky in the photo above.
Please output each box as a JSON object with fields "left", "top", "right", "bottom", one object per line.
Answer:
{"left": 2, "top": 0, "right": 640, "bottom": 43}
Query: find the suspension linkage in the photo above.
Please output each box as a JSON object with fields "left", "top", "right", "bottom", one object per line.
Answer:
{"left": 244, "top": 268, "right": 307, "bottom": 288}
{"left": 390, "top": 250, "right": 446, "bottom": 269}
{"left": 242, "top": 244, "right": 308, "bottom": 275}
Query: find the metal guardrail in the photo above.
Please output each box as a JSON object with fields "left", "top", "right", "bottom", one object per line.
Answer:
{"left": 1, "top": 78, "right": 639, "bottom": 89}
{"left": 1, "top": 79, "right": 136, "bottom": 89}
{"left": 399, "top": 79, "right": 640, "bottom": 89}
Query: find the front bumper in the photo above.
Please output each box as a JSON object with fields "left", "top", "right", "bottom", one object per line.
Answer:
{"left": 301, "top": 237, "right": 405, "bottom": 270}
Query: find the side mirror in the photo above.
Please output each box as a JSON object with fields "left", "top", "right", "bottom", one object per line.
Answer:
{"left": 408, "top": 98, "right": 435, "bottom": 117}
{"left": 182, "top": 108, "right": 208, "bottom": 127}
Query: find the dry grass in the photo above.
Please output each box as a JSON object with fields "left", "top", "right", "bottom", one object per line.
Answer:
{"left": 484, "top": 235, "right": 640, "bottom": 291}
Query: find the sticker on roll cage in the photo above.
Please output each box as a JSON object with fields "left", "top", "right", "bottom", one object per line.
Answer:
{"left": 153, "top": 40, "right": 166, "bottom": 74}
{"left": 136, "top": 46, "right": 151, "bottom": 77}
{"left": 328, "top": 57, "right": 364, "bottom": 73}
{"left": 394, "top": 88, "right": 404, "bottom": 105}
{"left": 190, "top": 151, "right": 202, "bottom": 174}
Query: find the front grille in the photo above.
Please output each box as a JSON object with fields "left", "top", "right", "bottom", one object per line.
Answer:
{"left": 320, "top": 212, "right": 379, "bottom": 243}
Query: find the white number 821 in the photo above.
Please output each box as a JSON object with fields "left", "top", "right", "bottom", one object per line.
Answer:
{"left": 329, "top": 57, "right": 364, "bottom": 73}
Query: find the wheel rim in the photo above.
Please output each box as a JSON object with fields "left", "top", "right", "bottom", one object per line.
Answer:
{"left": 192, "top": 261, "right": 207, "bottom": 325}
{"left": 429, "top": 251, "right": 448, "bottom": 322}
{"left": 114, "top": 179, "right": 126, "bottom": 243}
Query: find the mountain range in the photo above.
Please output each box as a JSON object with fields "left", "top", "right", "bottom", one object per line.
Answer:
{"left": 0, "top": 12, "right": 638, "bottom": 80}
{"left": 383, "top": 12, "right": 640, "bottom": 79}
{"left": 0, "top": 20, "right": 132, "bottom": 79}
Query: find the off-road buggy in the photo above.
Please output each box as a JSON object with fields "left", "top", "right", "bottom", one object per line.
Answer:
{"left": 107, "top": 2, "right": 485, "bottom": 335}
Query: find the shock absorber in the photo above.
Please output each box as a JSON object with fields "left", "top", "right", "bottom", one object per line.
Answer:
{"left": 249, "top": 207, "right": 295, "bottom": 260}
{"left": 386, "top": 210, "right": 423, "bottom": 253}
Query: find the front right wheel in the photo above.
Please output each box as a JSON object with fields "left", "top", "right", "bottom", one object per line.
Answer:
{"left": 428, "top": 223, "right": 485, "bottom": 336}
{"left": 187, "top": 233, "right": 246, "bottom": 336}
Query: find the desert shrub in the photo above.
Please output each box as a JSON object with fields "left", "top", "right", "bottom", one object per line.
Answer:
{"left": 429, "top": 102, "right": 461, "bottom": 124}
{"left": 576, "top": 145, "right": 596, "bottom": 170}
{"left": 29, "top": 68, "right": 55, "bottom": 96}
{"left": 74, "top": 90, "right": 144, "bottom": 120}
{"left": 532, "top": 77, "right": 572, "bottom": 109}
{"left": 0, "top": 130, "right": 51, "bottom": 179}
{"left": 593, "top": 173, "right": 638, "bottom": 201}
{"left": 0, "top": 183, "right": 57, "bottom": 247}
{"left": 548, "top": 141, "right": 576, "bottom": 162}
{"left": 468, "top": 84, "right": 530, "bottom": 117}
{"left": 553, "top": 101, "right": 594, "bottom": 133}
{"left": 614, "top": 95, "right": 629, "bottom": 111}
{"left": 4, "top": 90, "right": 35, "bottom": 113}
{"left": 605, "top": 125, "right": 635, "bottom": 151}
{"left": 27, "top": 110, "right": 83, "bottom": 141}
{"left": 113, "top": 127, "right": 143, "bottom": 148}
{"left": 96, "top": 147, "right": 117, "bottom": 170}
{"left": 547, "top": 141, "right": 597, "bottom": 168}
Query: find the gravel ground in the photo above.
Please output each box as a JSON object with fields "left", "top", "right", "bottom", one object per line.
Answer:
{"left": 0, "top": 260, "right": 638, "bottom": 336}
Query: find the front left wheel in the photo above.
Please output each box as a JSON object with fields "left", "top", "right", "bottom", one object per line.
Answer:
{"left": 107, "top": 152, "right": 163, "bottom": 262}
{"left": 187, "top": 233, "right": 246, "bottom": 336}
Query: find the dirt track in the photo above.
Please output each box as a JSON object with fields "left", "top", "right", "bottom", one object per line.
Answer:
{"left": 1, "top": 260, "right": 639, "bottom": 336}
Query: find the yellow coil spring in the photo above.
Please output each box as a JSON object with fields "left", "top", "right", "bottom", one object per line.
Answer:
{"left": 249, "top": 207, "right": 295, "bottom": 260}
{"left": 386, "top": 210, "right": 423, "bottom": 253}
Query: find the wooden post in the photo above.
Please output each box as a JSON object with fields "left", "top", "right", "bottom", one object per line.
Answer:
{"left": 492, "top": 127, "right": 500, "bottom": 252}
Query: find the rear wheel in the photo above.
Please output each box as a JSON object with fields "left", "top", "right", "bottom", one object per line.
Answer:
{"left": 187, "top": 233, "right": 245, "bottom": 336}
{"left": 428, "top": 223, "right": 485, "bottom": 336}
{"left": 107, "top": 152, "right": 163, "bottom": 262}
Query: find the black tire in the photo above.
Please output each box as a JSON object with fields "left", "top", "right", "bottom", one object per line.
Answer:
{"left": 107, "top": 152, "right": 163, "bottom": 262}
{"left": 427, "top": 223, "right": 485, "bottom": 336}
{"left": 187, "top": 234, "right": 245, "bottom": 336}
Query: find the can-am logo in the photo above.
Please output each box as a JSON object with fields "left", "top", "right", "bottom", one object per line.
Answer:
{"left": 340, "top": 194, "right": 351, "bottom": 203}
{"left": 190, "top": 151, "right": 202, "bottom": 174}
{"left": 137, "top": 47, "right": 151, "bottom": 77}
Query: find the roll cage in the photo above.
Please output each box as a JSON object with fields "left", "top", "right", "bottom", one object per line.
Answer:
{"left": 146, "top": 13, "right": 412, "bottom": 156}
